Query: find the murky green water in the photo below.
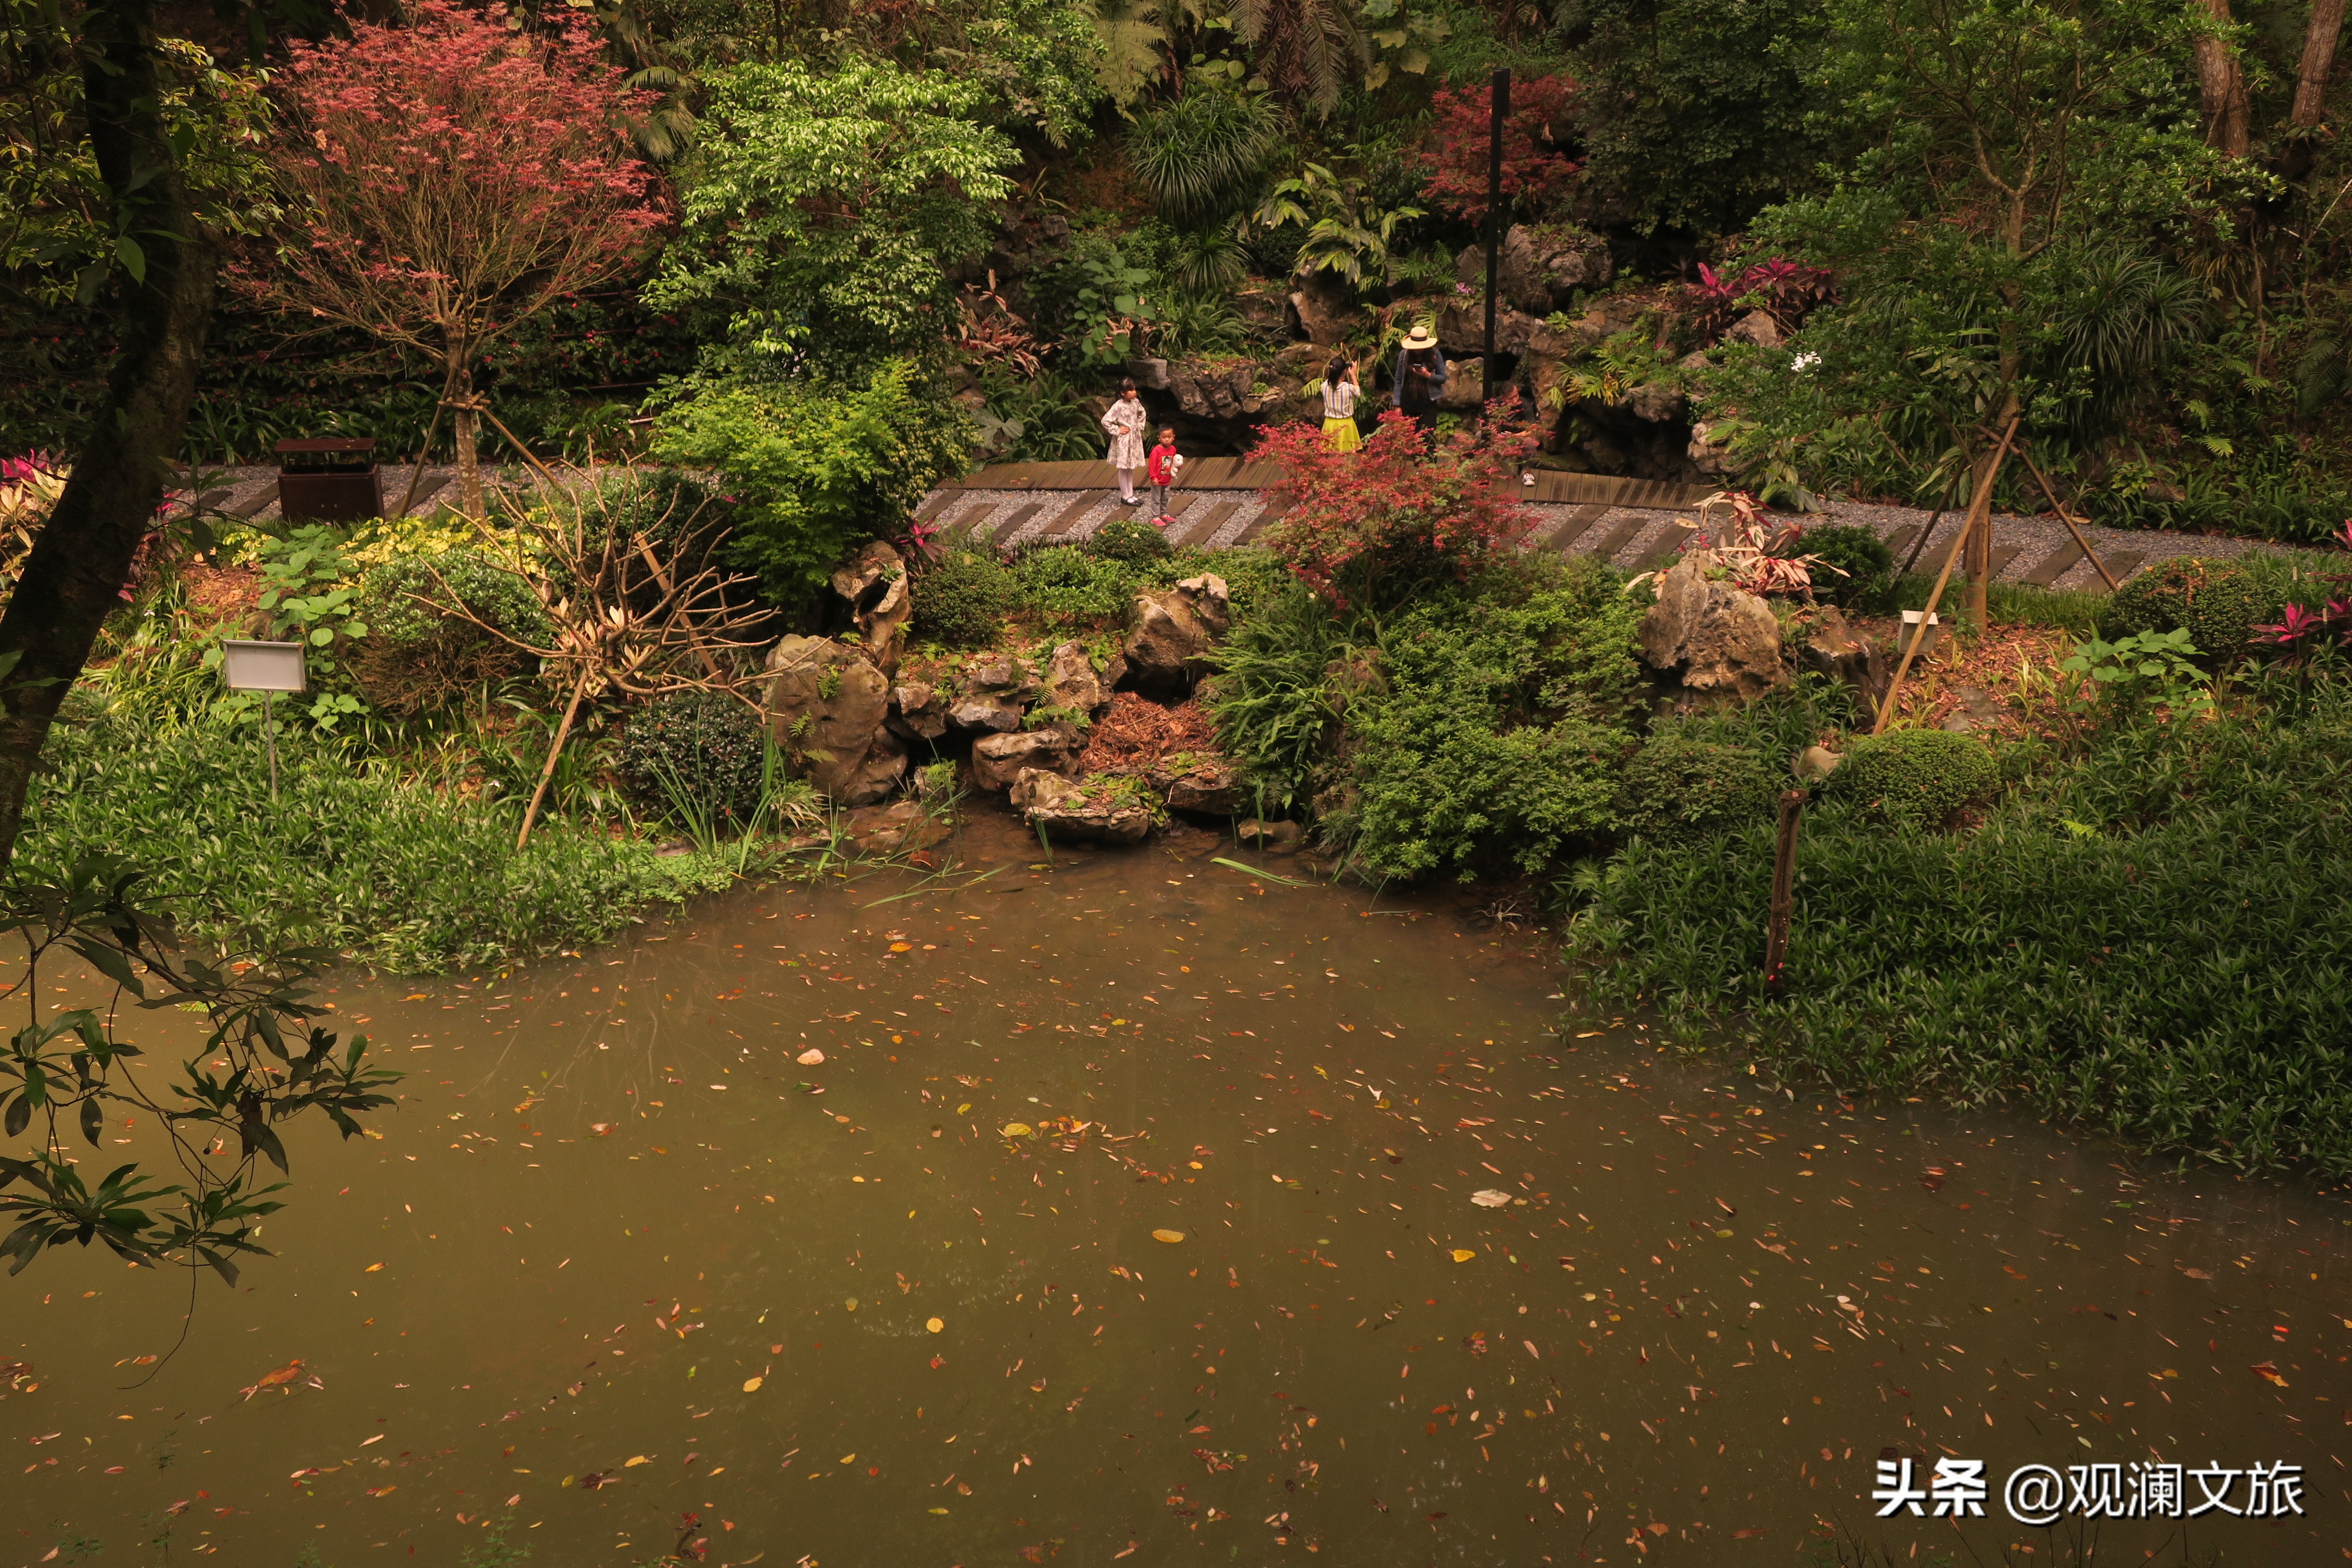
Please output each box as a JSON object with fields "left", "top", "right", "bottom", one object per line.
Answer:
{"left": 6, "top": 818, "right": 2347, "bottom": 1565}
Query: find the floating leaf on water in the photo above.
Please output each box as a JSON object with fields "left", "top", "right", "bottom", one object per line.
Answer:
{"left": 1470, "top": 1189, "right": 1511, "bottom": 1207}
{"left": 622, "top": 1455, "right": 649, "bottom": 1467}
{"left": 956, "top": 1102, "right": 973, "bottom": 1115}
{"left": 364, "top": 1262, "right": 384, "bottom": 1273}
{"left": 1152, "top": 1229, "right": 1185, "bottom": 1244}
{"left": 926, "top": 1317, "right": 944, "bottom": 1333}
{"left": 742, "top": 1376, "right": 763, "bottom": 1393}
{"left": 590, "top": 1123, "right": 616, "bottom": 1136}
{"left": 889, "top": 942, "right": 913, "bottom": 952}
{"left": 1001, "top": 1123, "right": 1033, "bottom": 1139}
{"left": 2181, "top": 1267, "right": 2211, "bottom": 1280}
{"left": 1450, "top": 1249, "right": 1477, "bottom": 1263}
{"left": 2252, "top": 1361, "right": 2288, "bottom": 1388}
{"left": 845, "top": 1298, "right": 859, "bottom": 1311}
{"left": 798, "top": 1049, "right": 825, "bottom": 1066}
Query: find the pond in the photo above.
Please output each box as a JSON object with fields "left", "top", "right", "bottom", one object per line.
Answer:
{"left": 6, "top": 815, "right": 2346, "bottom": 1566}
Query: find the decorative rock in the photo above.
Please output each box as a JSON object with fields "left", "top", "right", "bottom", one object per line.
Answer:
{"left": 946, "top": 652, "right": 1039, "bottom": 734}
{"left": 1436, "top": 300, "right": 1542, "bottom": 358}
{"left": 888, "top": 680, "right": 948, "bottom": 741}
{"left": 842, "top": 798, "right": 947, "bottom": 853}
{"left": 1237, "top": 818, "right": 1304, "bottom": 853}
{"left": 1125, "top": 356, "right": 1171, "bottom": 391}
{"left": 1154, "top": 756, "right": 1246, "bottom": 815}
{"left": 1288, "top": 272, "right": 1368, "bottom": 346}
{"left": 1435, "top": 357, "right": 1486, "bottom": 413}
{"left": 1122, "top": 574, "right": 1230, "bottom": 695}
{"left": 764, "top": 635, "right": 908, "bottom": 805}
{"left": 971, "top": 728, "right": 1084, "bottom": 791}
{"left": 1455, "top": 224, "right": 1614, "bottom": 315}
{"left": 1637, "top": 556, "right": 1787, "bottom": 701}
{"left": 830, "top": 541, "right": 911, "bottom": 675}
{"left": 1626, "top": 380, "right": 1686, "bottom": 423}
{"left": 1686, "top": 418, "right": 1735, "bottom": 477}
{"left": 947, "top": 695, "right": 1022, "bottom": 734}
{"left": 1798, "top": 606, "right": 1889, "bottom": 720}
{"left": 1724, "top": 310, "right": 1782, "bottom": 349}
{"left": 1010, "top": 768, "right": 1152, "bottom": 845}
{"left": 1940, "top": 685, "right": 2010, "bottom": 734}
{"left": 1043, "top": 640, "right": 1116, "bottom": 719}
{"left": 1793, "top": 745, "right": 1841, "bottom": 781}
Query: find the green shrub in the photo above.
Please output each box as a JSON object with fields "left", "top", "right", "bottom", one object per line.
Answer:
{"left": 1617, "top": 736, "right": 1779, "bottom": 841}
{"left": 1827, "top": 727, "right": 1997, "bottom": 828}
{"left": 1566, "top": 684, "right": 2352, "bottom": 1175}
{"left": 650, "top": 360, "right": 973, "bottom": 600}
{"left": 17, "top": 712, "right": 726, "bottom": 972}
{"left": 1087, "top": 512, "right": 1174, "bottom": 564}
{"left": 1333, "top": 554, "right": 1646, "bottom": 878}
{"left": 2096, "top": 556, "right": 2272, "bottom": 661}
{"left": 352, "top": 549, "right": 549, "bottom": 715}
{"left": 1791, "top": 523, "right": 1893, "bottom": 611}
{"left": 618, "top": 689, "right": 771, "bottom": 828}
{"left": 1011, "top": 545, "right": 1138, "bottom": 628}
{"left": 915, "top": 549, "right": 1020, "bottom": 646}
{"left": 1204, "top": 582, "right": 1348, "bottom": 815}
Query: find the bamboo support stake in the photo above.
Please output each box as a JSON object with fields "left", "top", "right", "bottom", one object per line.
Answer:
{"left": 1763, "top": 788, "right": 1805, "bottom": 993}
{"left": 2017, "top": 450, "right": 2120, "bottom": 591}
{"left": 1873, "top": 415, "right": 2021, "bottom": 735}
{"left": 516, "top": 669, "right": 591, "bottom": 851}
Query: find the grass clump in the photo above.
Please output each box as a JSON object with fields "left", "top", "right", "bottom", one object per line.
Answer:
{"left": 1826, "top": 727, "right": 1998, "bottom": 829}
{"left": 19, "top": 711, "right": 727, "bottom": 973}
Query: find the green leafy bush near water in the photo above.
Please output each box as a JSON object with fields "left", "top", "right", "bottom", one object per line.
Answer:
{"left": 1567, "top": 684, "right": 2352, "bottom": 1175}
{"left": 1826, "top": 728, "right": 1999, "bottom": 828}
{"left": 1616, "top": 736, "right": 1780, "bottom": 841}
{"left": 352, "top": 549, "right": 549, "bottom": 715}
{"left": 617, "top": 688, "right": 771, "bottom": 828}
{"left": 18, "top": 713, "right": 728, "bottom": 973}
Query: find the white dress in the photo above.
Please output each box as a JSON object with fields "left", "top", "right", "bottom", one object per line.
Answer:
{"left": 1100, "top": 398, "right": 1148, "bottom": 469}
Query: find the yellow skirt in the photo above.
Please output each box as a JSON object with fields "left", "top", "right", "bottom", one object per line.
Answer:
{"left": 1323, "top": 416, "right": 1362, "bottom": 452}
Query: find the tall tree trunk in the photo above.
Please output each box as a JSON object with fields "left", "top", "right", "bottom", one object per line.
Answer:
{"left": 2193, "top": 0, "right": 2254, "bottom": 156}
{"left": 0, "top": 0, "right": 214, "bottom": 866}
{"left": 2293, "top": 0, "right": 2345, "bottom": 127}
{"left": 450, "top": 359, "right": 486, "bottom": 518}
{"left": 2284, "top": 0, "right": 2346, "bottom": 178}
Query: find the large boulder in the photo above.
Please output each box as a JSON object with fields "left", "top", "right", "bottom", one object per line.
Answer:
{"left": 1436, "top": 301, "right": 1543, "bottom": 358}
{"left": 1454, "top": 224, "right": 1614, "bottom": 316}
{"left": 971, "top": 727, "right": 1084, "bottom": 791}
{"left": 1010, "top": 769, "right": 1153, "bottom": 845}
{"left": 1043, "top": 640, "right": 1118, "bottom": 719}
{"left": 1435, "top": 357, "right": 1487, "bottom": 413}
{"left": 830, "top": 541, "right": 912, "bottom": 675}
{"left": 945, "top": 653, "right": 1039, "bottom": 735}
{"left": 1288, "top": 272, "right": 1368, "bottom": 347}
{"left": 765, "top": 635, "right": 908, "bottom": 805}
{"left": 1153, "top": 756, "right": 1247, "bottom": 815}
{"left": 1123, "top": 574, "right": 1231, "bottom": 696}
{"left": 1723, "top": 310, "right": 1782, "bottom": 349}
{"left": 888, "top": 680, "right": 948, "bottom": 741}
{"left": 1686, "top": 418, "right": 1735, "bottom": 478}
{"left": 1637, "top": 556, "right": 1787, "bottom": 701}
{"left": 1167, "top": 353, "right": 1317, "bottom": 429}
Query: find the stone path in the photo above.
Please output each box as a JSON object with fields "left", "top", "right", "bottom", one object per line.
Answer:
{"left": 182, "top": 458, "right": 2291, "bottom": 594}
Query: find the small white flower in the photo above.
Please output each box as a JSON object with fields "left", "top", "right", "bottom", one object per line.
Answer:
{"left": 1791, "top": 352, "right": 1822, "bottom": 373}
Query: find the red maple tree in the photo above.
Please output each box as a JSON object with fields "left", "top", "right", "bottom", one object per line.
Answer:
{"left": 256, "top": 1, "right": 669, "bottom": 515}
{"left": 1418, "top": 74, "right": 1580, "bottom": 226}
{"left": 1250, "top": 407, "right": 1537, "bottom": 608}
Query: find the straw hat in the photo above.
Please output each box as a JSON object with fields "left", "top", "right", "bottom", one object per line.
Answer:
{"left": 1401, "top": 325, "right": 1436, "bottom": 349}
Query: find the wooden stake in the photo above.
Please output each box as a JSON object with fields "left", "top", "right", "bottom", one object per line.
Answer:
{"left": 516, "top": 669, "right": 590, "bottom": 851}
{"left": 1764, "top": 789, "right": 1805, "bottom": 993}
{"left": 2016, "top": 450, "right": 2120, "bottom": 591}
{"left": 1872, "top": 415, "right": 2020, "bottom": 735}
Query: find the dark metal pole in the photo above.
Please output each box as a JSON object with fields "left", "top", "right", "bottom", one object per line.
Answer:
{"left": 1763, "top": 788, "right": 1804, "bottom": 993}
{"left": 1484, "top": 67, "right": 1508, "bottom": 386}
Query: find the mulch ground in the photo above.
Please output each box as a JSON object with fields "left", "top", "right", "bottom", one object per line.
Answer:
{"left": 1854, "top": 615, "right": 2077, "bottom": 740}
{"left": 1080, "top": 692, "right": 1222, "bottom": 772}
{"left": 180, "top": 564, "right": 261, "bottom": 624}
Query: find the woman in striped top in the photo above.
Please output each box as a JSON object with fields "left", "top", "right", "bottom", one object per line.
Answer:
{"left": 1320, "top": 355, "right": 1362, "bottom": 451}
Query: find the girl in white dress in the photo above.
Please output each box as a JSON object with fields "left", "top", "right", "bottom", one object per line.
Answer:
{"left": 1100, "top": 379, "right": 1149, "bottom": 505}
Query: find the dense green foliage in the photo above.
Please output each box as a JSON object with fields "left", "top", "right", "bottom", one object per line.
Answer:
{"left": 617, "top": 688, "right": 771, "bottom": 828}
{"left": 352, "top": 549, "right": 548, "bottom": 715}
{"left": 1331, "top": 555, "right": 1645, "bottom": 878}
{"left": 2097, "top": 556, "right": 2272, "bottom": 662}
{"left": 1790, "top": 523, "right": 1893, "bottom": 611}
{"left": 1616, "top": 735, "right": 1780, "bottom": 842}
{"left": 1826, "top": 727, "right": 2000, "bottom": 828}
{"left": 916, "top": 549, "right": 1024, "bottom": 646}
{"left": 18, "top": 712, "right": 726, "bottom": 973}
{"left": 1568, "top": 681, "right": 2352, "bottom": 1175}
{"left": 650, "top": 363, "right": 972, "bottom": 599}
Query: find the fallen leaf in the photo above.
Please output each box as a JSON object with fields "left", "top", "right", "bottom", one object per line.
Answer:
{"left": 1152, "top": 1229, "right": 1185, "bottom": 1244}
{"left": 366, "top": 1485, "right": 397, "bottom": 1497}
{"left": 624, "top": 1455, "right": 650, "bottom": 1467}
{"left": 926, "top": 1317, "right": 944, "bottom": 1333}
{"left": 590, "top": 1123, "right": 616, "bottom": 1136}
{"left": 1001, "top": 1123, "right": 1033, "bottom": 1139}
{"left": 2181, "top": 1267, "right": 2212, "bottom": 1280}
{"left": 2253, "top": 1361, "right": 2288, "bottom": 1388}
{"left": 742, "top": 1376, "right": 763, "bottom": 1393}
{"left": 364, "top": 1263, "right": 384, "bottom": 1273}
{"left": 797, "top": 1049, "right": 825, "bottom": 1066}
{"left": 889, "top": 942, "right": 913, "bottom": 952}
{"left": 1450, "top": 1249, "right": 1476, "bottom": 1263}
{"left": 1470, "top": 1190, "right": 1511, "bottom": 1208}
{"left": 956, "top": 1102, "right": 973, "bottom": 1115}
{"left": 1732, "top": 1527, "right": 1767, "bottom": 1539}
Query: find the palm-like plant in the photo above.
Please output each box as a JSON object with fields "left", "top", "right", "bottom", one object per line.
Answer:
{"left": 2053, "top": 248, "right": 2202, "bottom": 439}
{"left": 1127, "top": 89, "right": 1278, "bottom": 224}
{"left": 1254, "top": 162, "right": 1422, "bottom": 288}
{"left": 1231, "top": 0, "right": 1369, "bottom": 117}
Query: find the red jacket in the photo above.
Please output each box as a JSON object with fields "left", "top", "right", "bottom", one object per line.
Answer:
{"left": 1147, "top": 444, "right": 1181, "bottom": 486}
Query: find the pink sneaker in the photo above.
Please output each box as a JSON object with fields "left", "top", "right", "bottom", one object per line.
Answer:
{"left": 1151, "top": 514, "right": 1175, "bottom": 528}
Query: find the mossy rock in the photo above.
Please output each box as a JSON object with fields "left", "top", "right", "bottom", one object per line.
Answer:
{"left": 1617, "top": 736, "right": 1779, "bottom": 841}
{"left": 1827, "top": 728, "right": 1997, "bottom": 829}
{"left": 2096, "top": 556, "right": 2270, "bottom": 662}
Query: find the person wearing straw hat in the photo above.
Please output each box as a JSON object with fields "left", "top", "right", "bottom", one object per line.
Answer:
{"left": 1391, "top": 325, "right": 1447, "bottom": 435}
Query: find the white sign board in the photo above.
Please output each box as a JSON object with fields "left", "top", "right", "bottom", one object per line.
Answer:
{"left": 220, "top": 639, "right": 306, "bottom": 694}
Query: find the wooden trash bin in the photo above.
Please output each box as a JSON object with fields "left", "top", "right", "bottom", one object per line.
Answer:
{"left": 275, "top": 438, "right": 382, "bottom": 524}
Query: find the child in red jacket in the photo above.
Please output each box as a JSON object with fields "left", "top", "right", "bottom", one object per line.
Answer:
{"left": 1146, "top": 427, "right": 1183, "bottom": 524}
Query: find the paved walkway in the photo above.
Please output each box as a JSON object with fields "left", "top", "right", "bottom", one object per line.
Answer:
{"left": 187, "top": 458, "right": 2285, "bottom": 594}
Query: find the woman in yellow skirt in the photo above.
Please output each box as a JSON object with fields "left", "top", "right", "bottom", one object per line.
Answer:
{"left": 1320, "top": 354, "right": 1362, "bottom": 451}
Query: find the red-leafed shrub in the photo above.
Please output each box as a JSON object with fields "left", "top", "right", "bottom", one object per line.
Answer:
{"left": 1250, "top": 406, "right": 1538, "bottom": 608}
{"left": 1681, "top": 257, "right": 1836, "bottom": 343}
{"left": 254, "top": 1, "right": 669, "bottom": 514}
{"left": 1417, "top": 74, "right": 1580, "bottom": 225}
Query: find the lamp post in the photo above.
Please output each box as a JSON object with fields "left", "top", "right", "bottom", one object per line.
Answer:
{"left": 220, "top": 640, "right": 306, "bottom": 801}
{"left": 1483, "top": 67, "right": 1510, "bottom": 383}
